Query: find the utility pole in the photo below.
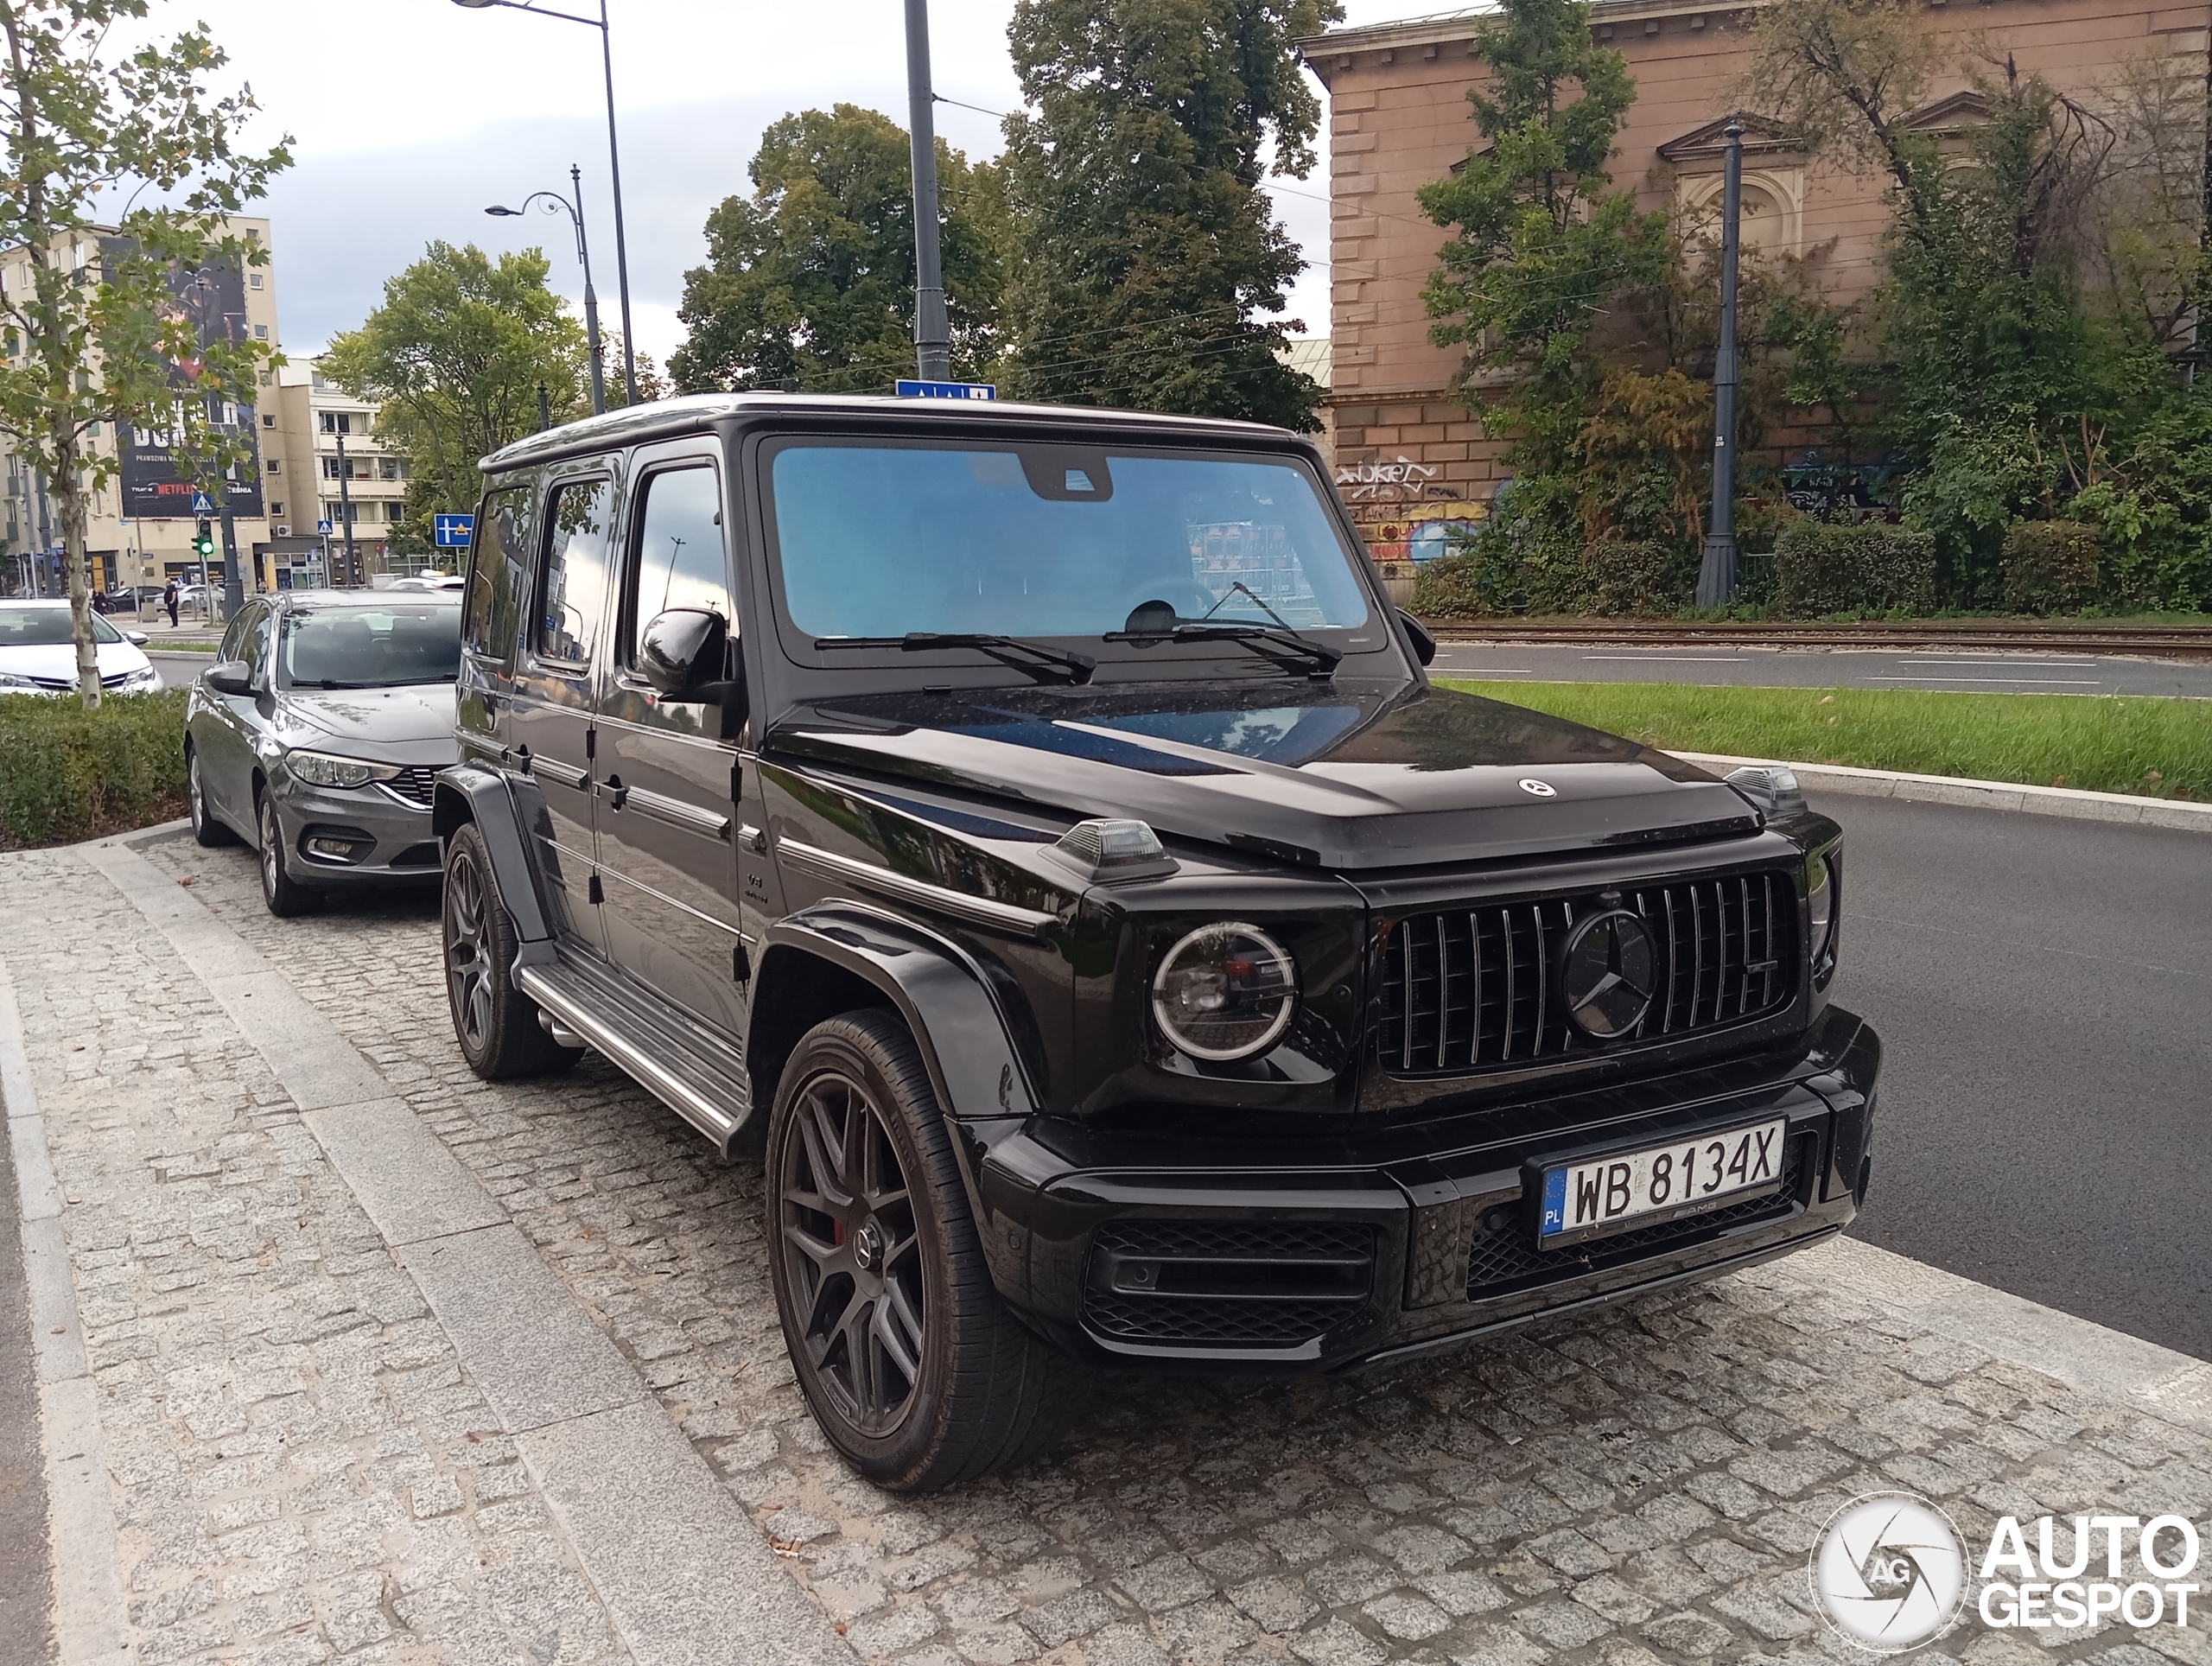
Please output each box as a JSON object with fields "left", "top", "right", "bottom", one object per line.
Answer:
{"left": 219, "top": 486, "right": 245, "bottom": 619}
{"left": 574, "top": 165, "right": 607, "bottom": 415}
{"left": 1695, "top": 120, "right": 1745, "bottom": 611}
{"left": 905, "top": 0, "right": 951, "bottom": 381}
{"left": 336, "top": 431, "right": 359, "bottom": 588}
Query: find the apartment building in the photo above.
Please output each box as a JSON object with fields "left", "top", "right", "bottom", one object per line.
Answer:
{"left": 1300, "top": 0, "right": 2211, "bottom": 575}
{"left": 263, "top": 361, "right": 420, "bottom": 588}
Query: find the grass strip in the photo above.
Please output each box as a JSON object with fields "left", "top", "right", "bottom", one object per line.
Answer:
{"left": 1438, "top": 679, "right": 2209, "bottom": 800}
{"left": 0, "top": 690, "right": 188, "bottom": 849}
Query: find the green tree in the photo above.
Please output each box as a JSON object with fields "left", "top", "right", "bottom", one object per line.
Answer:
{"left": 0, "top": 0, "right": 289, "bottom": 708}
{"left": 1000, "top": 0, "right": 1337, "bottom": 428}
{"left": 669, "top": 105, "right": 1006, "bottom": 394}
{"left": 1418, "top": 0, "right": 1666, "bottom": 467}
{"left": 321, "top": 241, "right": 588, "bottom": 531}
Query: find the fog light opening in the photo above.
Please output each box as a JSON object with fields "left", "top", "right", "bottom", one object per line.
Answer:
{"left": 299, "top": 825, "right": 374, "bottom": 866}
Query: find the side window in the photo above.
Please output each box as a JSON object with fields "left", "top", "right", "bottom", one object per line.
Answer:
{"left": 533, "top": 476, "right": 613, "bottom": 667}
{"left": 238, "top": 607, "right": 271, "bottom": 687}
{"left": 622, "top": 466, "right": 729, "bottom": 666}
{"left": 218, "top": 607, "right": 253, "bottom": 664}
{"left": 464, "top": 484, "right": 530, "bottom": 671}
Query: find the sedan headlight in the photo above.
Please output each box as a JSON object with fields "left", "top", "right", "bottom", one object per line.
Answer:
{"left": 118, "top": 665, "right": 159, "bottom": 690}
{"left": 285, "top": 748, "right": 400, "bottom": 790}
{"left": 0, "top": 671, "right": 39, "bottom": 689}
{"left": 1152, "top": 922, "right": 1299, "bottom": 1061}
{"left": 1808, "top": 849, "right": 1840, "bottom": 979}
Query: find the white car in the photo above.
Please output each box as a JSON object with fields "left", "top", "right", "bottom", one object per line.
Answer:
{"left": 386, "top": 574, "right": 465, "bottom": 593}
{"left": 0, "top": 600, "right": 162, "bottom": 695}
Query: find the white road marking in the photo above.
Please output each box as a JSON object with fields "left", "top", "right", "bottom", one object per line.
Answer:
{"left": 1866, "top": 675, "right": 2103, "bottom": 685}
{"left": 1579, "top": 654, "right": 1743, "bottom": 662}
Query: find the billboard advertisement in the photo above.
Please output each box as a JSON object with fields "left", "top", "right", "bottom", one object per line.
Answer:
{"left": 102, "top": 239, "right": 265, "bottom": 519}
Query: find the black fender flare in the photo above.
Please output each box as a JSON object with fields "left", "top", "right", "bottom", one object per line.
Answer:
{"left": 431, "top": 762, "right": 550, "bottom": 943}
{"left": 754, "top": 901, "right": 1044, "bottom": 1307}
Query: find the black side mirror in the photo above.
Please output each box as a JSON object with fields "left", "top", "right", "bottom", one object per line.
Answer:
{"left": 1397, "top": 607, "right": 1437, "bottom": 667}
{"left": 205, "top": 660, "right": 252, "bottom": 696}
{"left": 637, "top": 607, "right": 728, "bottom": 698}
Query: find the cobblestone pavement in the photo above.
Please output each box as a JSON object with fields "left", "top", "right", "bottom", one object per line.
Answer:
{"left": 13, "top": 829, "right": 2211, "bottom": 1666}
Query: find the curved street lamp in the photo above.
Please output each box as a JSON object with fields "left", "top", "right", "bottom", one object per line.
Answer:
{"left": 487, "top": 165, "right": 606, "bottom": 416}
{"left": 451, "top": 0, "right": 637, "bottom": 406}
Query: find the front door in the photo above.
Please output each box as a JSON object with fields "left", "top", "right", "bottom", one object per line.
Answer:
{"left": 510, "top": 469, "right": 619, "bottom": 955}
{"left": 202, "top": 601, "right": 271, "bottom": 824}
{"left": 594, "top": 453, "right": 747, "bottom": 1035}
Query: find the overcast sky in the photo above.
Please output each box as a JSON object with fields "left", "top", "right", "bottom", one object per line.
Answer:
{"left": 133, "top": 0, "right": 1424, "bottom": 371}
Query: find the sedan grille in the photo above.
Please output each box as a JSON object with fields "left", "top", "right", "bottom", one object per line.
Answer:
{"left": 1377, "top": 870, "right": 1796, "bottom": 1076}
{"left": 378, "top": 766, "right": 438, "bottom": 810}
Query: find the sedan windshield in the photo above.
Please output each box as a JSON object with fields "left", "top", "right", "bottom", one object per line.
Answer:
{"left": 768, "top": 443, "right": 1372, "bottom": 643}
{"left": 0, "top": 607, "right": 122, "bottom": 646}
{"left": 281, "top": 602, "right": 461, "bottom": 688}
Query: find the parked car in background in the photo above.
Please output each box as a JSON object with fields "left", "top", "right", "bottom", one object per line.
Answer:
{"left": 386, "top": 573, "right": 466, "bottom": 593}
{"left": 184, "top": 590, "right": 463, "bottom": 915}
{"left": 433, "top": 393, "right": 1876, "bottom": 1491}
{"left": 0, "top": 600, "right": 161, "bottom": 694}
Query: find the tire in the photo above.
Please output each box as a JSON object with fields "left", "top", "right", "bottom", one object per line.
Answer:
{"left": 186, "top": 744, "right": 234, "bottom": 847}
{"left": 767, "top": 1010, "right": 1092, "bottom": 1491}
{"left": 255, "top": 785, "right": 316, "bottom": 917}
{"left": 442, "top": 821, "right": 582, "bottom": 1080}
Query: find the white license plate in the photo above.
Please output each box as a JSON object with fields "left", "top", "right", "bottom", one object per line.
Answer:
{"left": 1537, "top": 1118, "right": 1789, "bottom": 1247}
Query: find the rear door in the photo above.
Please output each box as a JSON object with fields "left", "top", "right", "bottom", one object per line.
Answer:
{"left": 509, "top": 466, "right": 620, "bottom": 954}
{"left": 594, "top": 448, "right": 747, "bottom": 1034}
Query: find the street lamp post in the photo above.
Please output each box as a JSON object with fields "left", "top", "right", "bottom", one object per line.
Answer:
{"left": 904, "top": 0, "right": 951, "bottom": 382}
{"left": 1695, "top": 119, "right": 1746, "bottom": 611}
{"left": 336, "top": 432, "right": 359, "bottom": 587}
{"left": 453, "top": 0, "right": 638, "bottom": 406}
{"left": 488, "top": 165, "right": 606, "bottom": 415}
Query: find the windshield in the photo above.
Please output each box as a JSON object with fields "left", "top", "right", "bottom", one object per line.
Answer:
{"left": 768, "top": 443, "right": 1372, "bottom": 643}
{"left": 0, "top": 607, "right": 122, "bottom": 647}
{"left": 281, "top": 602, "right": 461, "bottom": 688}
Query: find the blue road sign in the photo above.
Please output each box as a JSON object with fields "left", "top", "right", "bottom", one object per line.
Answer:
{"left": 316, "top": 518, "right": 333, "bottom": 534}
{"left": 190, "top": 490, "right": 216, "bottom": 514}
{"left": 895, "top": 379, "right": 996, "bottom": 401}
{"left": 434, "top": 513, "right": 475, "bottom": 549}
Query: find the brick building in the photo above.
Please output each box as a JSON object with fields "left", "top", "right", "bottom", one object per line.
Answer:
{"left": 1299, "top": 0, "right": 2211, "bottom": 583}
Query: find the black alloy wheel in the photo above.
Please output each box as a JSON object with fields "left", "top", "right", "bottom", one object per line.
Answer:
{"left": 186, "top": 745, "right": 232, "bottom": 847}
{"left": 256, "top": 787, "right": 315, "bottom": 917}
{"left": 442, "top": 822, "right": 580, "bottom": 1080}
{"left": 766, "top": 1012, "right": 1093, "bottom": 1491}
{"left": 779, "top": 1059, "right": 929, "bottom": 1437}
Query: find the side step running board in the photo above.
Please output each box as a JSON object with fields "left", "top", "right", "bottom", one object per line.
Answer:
{"left": 514, "top": 958, "right": 753, "bottom": 1154}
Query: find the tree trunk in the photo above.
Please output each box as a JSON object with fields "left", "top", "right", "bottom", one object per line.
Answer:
{"left": 56, "top": 432, "right": 98, "bottom": 710}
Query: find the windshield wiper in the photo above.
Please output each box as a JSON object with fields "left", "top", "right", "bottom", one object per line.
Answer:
{"left": 1105, "top": 620, "right": 1342, "bottom": 679}
{"left": 815, "top": 633, "right": 1096, "bottom": 686}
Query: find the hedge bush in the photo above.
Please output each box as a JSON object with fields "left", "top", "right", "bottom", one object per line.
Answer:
{"left": 1580, "top": 538, "right": 1699, "bottom": 616}
{"left": 2001, "top": 520, "right": 2101, "bottom": 614}
{"left": 0, "top": 690, "right": 188, "bottom": 849}
{"left": 1772, "top": 520, "right": 1937, "bottom": 617}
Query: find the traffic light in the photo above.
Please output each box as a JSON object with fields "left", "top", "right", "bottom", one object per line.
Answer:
{"left": 193, "top": 518, "right": 214, "bottom": 561}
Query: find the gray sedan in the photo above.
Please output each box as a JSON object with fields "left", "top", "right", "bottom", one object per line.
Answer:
{"left": 183, "top": 590, "right": 462, "bottom": 915}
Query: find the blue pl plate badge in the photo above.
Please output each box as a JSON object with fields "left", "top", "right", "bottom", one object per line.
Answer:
{"left": 1541, "top": 1167, "right": 1568, "bottom": 1237}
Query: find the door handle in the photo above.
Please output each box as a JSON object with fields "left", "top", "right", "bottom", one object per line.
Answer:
{"left": 599, "top": 775, "right": 629, "bottom": 811}
{"left": 738, "top": 823, "right": 766, "bottom": 855}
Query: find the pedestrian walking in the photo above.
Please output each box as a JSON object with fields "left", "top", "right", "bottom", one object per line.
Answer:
{"left": 162, "top": 575, "right": 180, "bottom": 628}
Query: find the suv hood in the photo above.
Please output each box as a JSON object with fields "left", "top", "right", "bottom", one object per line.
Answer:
{"left": 279, "top": 683, "right": 458, "bottom": 747}
{"left": 768, "top": 683, "right": 1758, "bottom": 869}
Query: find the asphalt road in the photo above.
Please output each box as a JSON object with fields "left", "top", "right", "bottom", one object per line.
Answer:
{"left": 1817, "top": 791, "right": 2212, "bottom": 1360}
{"left": 1431, "top": 641, "right": 2212, "bottom": 696}
{"left": 148, "top": 651, "right": 211, "bottom": 690}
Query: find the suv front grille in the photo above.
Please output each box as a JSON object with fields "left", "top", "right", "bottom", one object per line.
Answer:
{"left": 378, "top": 766, "right": 438, "bottom": 810}
{"left": 1465, "top": 1135, "right": 1809, "bottom": 1299}
{"left": 1082, "top": 1219, "right": 1376, "bottom": 1348}
{"left": 1377, "top": 871, "right": 1796, "bottom": 1077}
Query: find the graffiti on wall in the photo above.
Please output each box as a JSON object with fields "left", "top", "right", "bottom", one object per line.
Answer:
{"left": 1334, "top": 455, "right": 1440, "bottom": 501}
{"left": 1357, "top": 499, "right": 1490, "bottom": 577}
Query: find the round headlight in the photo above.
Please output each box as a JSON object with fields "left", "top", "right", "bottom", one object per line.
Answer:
{"left": 1808, "top": 851, "right": 1837, "bottom": 968}
{"left": 1152, "top": 922, "right": 1298, "bottom": 1062}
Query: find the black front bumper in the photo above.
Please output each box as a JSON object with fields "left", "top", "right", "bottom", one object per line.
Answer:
{"left": 963, "top": 1004, "right": 1878, "bottom": 1370}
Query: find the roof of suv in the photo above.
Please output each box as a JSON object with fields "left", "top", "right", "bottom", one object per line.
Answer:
{"left": 479, "top": 391, "right": 1304, "bottom": 474}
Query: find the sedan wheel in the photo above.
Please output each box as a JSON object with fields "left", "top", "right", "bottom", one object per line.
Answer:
{"left": 256, "top": 788, "right": 315, "bottom": 917}
{"left": 187, "top": 746, "right": 233, "bottom": 847}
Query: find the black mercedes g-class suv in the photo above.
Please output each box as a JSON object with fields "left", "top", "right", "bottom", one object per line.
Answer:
{"left": 435, "top": 393, "right": 1876, "bottom": 1491}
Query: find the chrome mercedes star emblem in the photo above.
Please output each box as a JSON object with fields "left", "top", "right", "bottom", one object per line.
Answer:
{"left": 1559, "top": 909, "right": 1658, "bottom": 1039}
{"left": 1518, "top": 778, "right": 1557, "bottom": 798}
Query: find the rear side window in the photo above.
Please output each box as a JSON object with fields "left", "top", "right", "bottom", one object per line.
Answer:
{"left": 622, "top": 466, "right": 728, "bottom": 666}
{"left": 464, "top": 484, "right": 530, "bottom": 671}
{"left": 534, "top": 476, "right": 613, "bottom": 666}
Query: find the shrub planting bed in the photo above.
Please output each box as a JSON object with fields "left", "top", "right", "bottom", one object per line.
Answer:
{"left": 0, "top": 690, "right": 188, "bottom": 849}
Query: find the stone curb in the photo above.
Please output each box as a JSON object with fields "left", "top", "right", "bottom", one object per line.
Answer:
{"left": 1673, "top": 751, "right": 2212, "bottom": 832}
{"left": 73, "top": 835, "right": 861, "bottom": 1666}
{"left": 0, "top": 956, "right": 134, "bottom": 1666}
